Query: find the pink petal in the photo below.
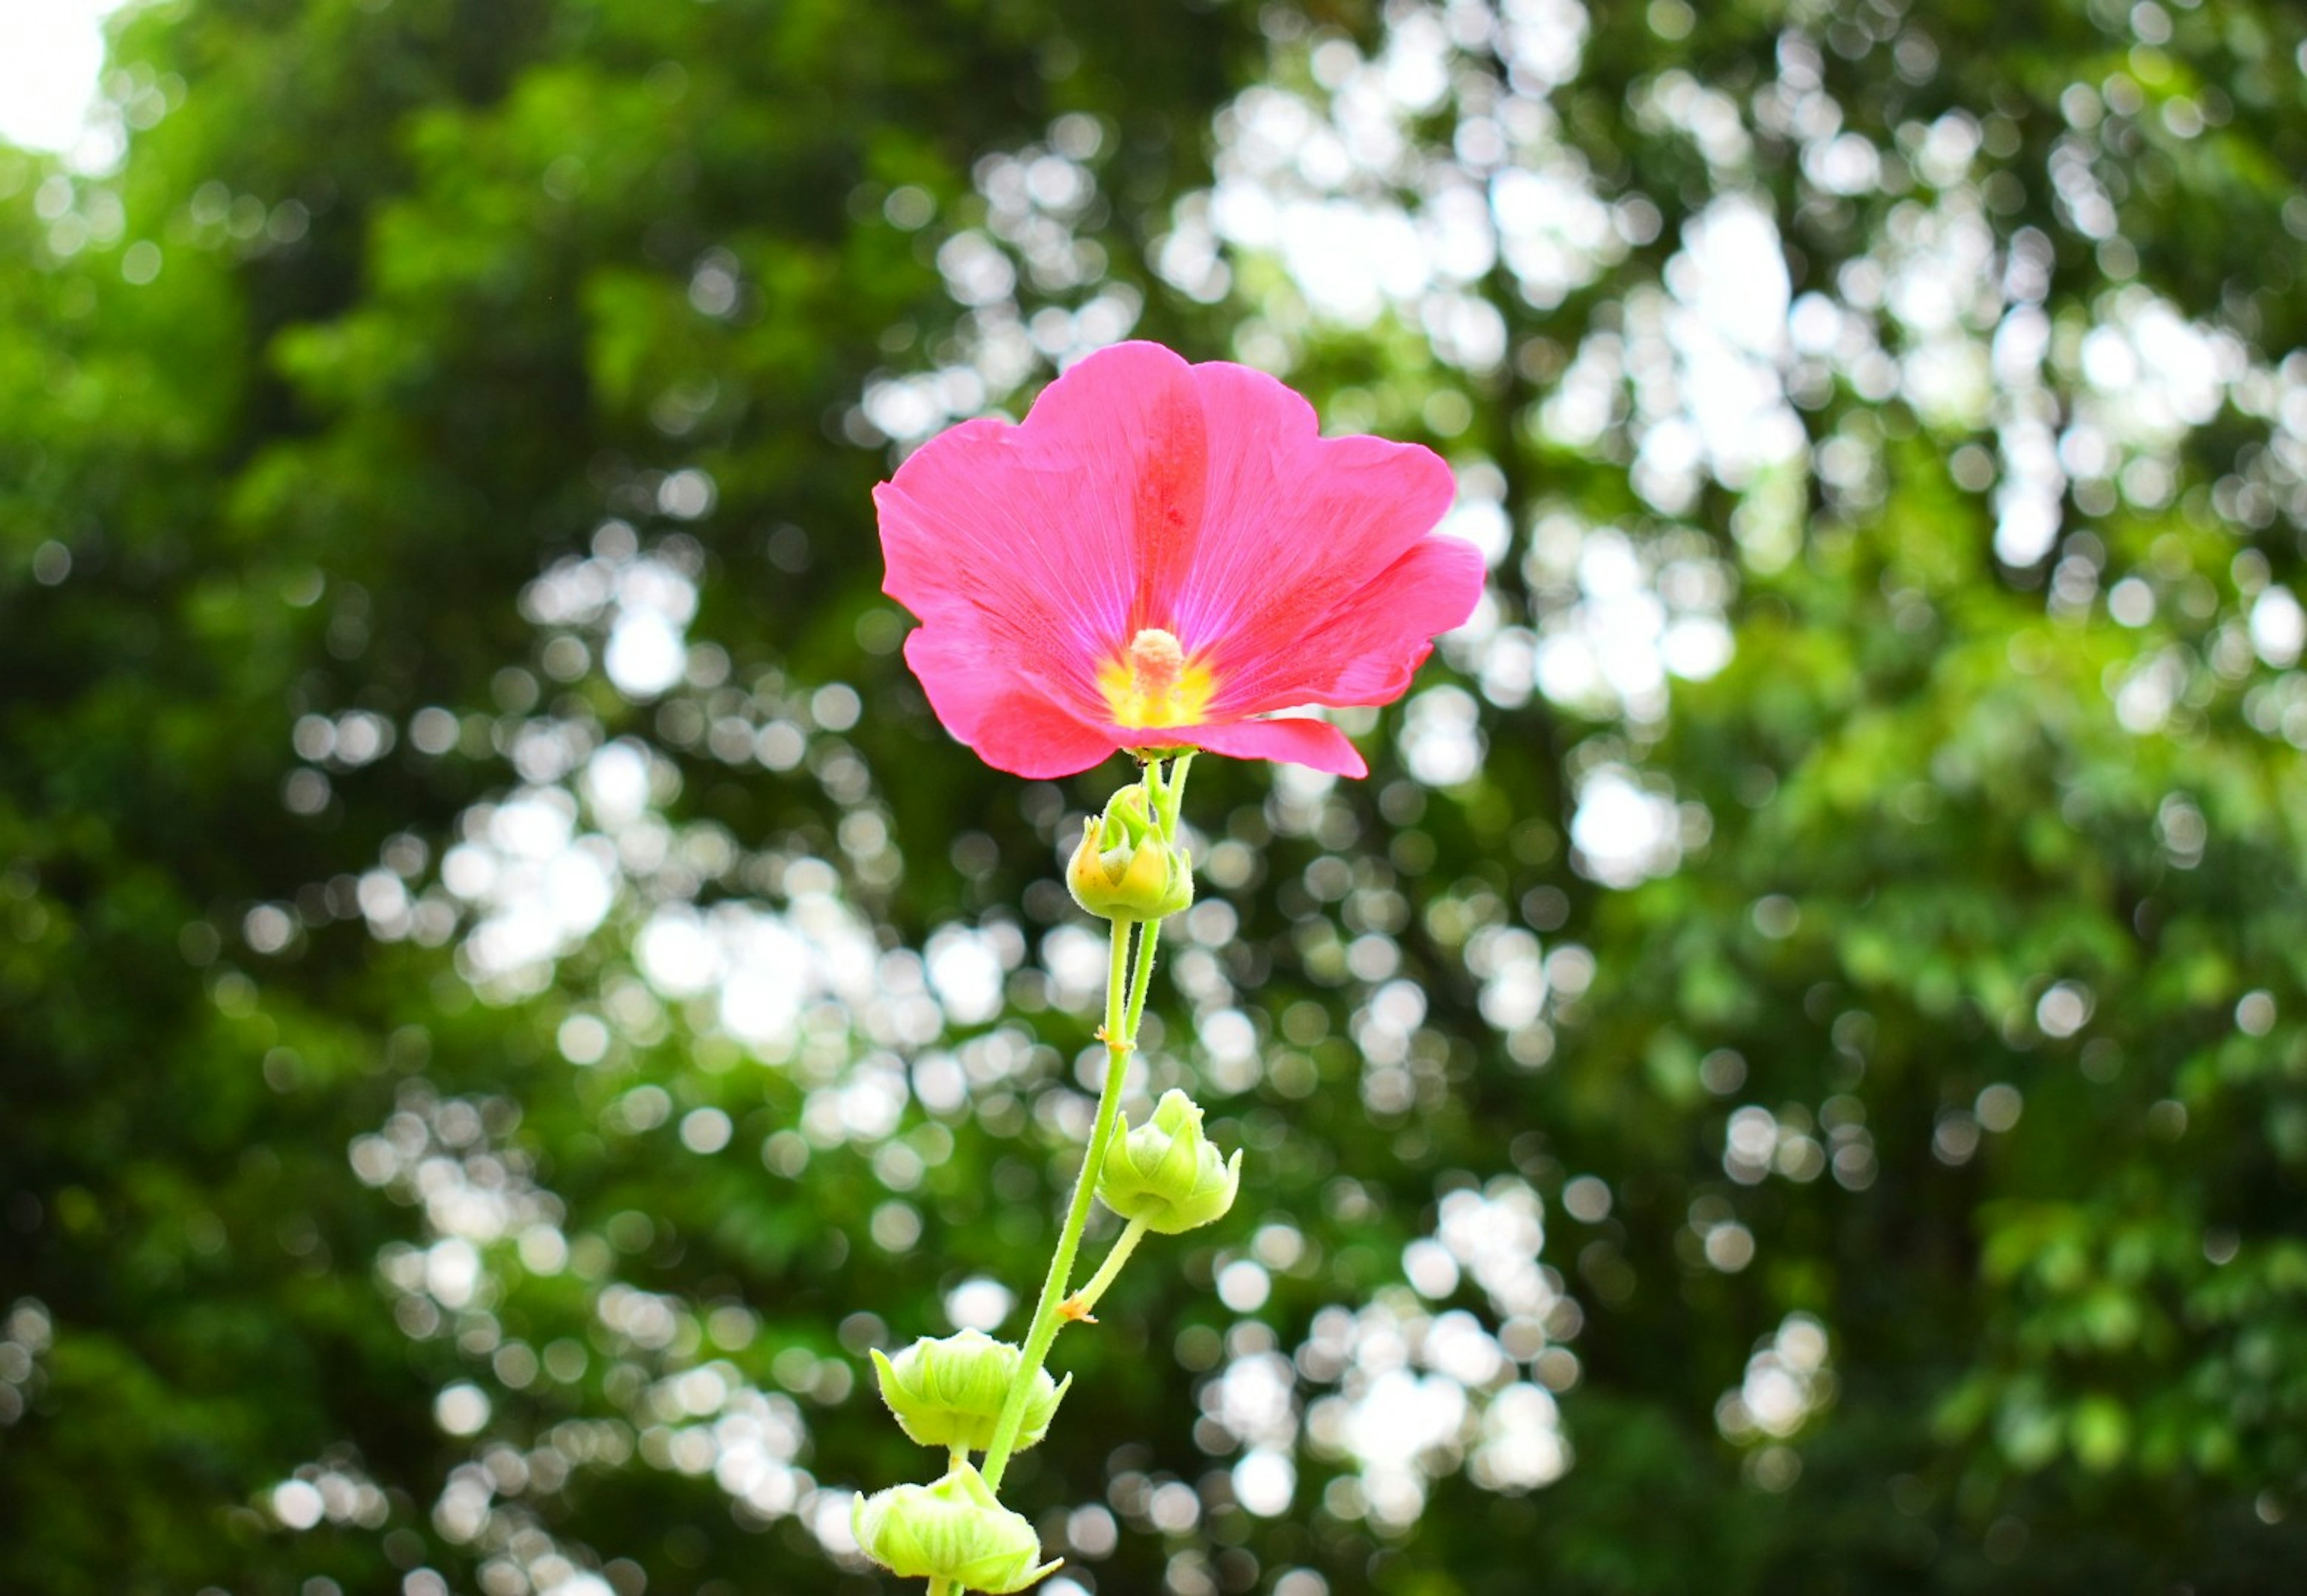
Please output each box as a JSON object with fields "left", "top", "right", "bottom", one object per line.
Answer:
{"left": 1208, "top": 533, "right": 1487, "bottom": 716}
{"left": 1180, "top": 717, "right": 1369, "bottom": 778}
{"left": 1157, "top": 361, "right": 1465, "bottom": 669}
{"left": 902, "top": 628, "right": 1120, "bottom": 778}
{"left": 876, "top": 344, "right": 1210, "bottom": 720}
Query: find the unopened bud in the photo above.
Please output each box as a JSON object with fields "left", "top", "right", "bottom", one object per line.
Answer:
{"left": 869, "top": 1329, "right": 1068, "bottom": 1454}
{"left": 851, "top": 1461, "right": 1062, "bottom": 1594}
{"left": 1096, "top": 1090, "right": 1242, "bottom": 1235}
{"left": 1066, "top": 784, "right": 1192, "bottom": 922}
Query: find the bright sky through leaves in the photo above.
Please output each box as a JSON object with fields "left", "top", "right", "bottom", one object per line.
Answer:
{"left": 0, "top": 0, "right": 121, "bottom": 156}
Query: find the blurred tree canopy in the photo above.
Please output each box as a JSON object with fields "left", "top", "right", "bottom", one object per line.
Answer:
{"left": 4, "top": 1, "right": 2306, "bottom": 1593}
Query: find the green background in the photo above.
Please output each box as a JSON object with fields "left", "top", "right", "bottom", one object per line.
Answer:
{"left": 3, "top": 1, "right": 2305, "bottom": 1591}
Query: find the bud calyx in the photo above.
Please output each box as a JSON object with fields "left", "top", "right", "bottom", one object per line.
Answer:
{"left": 1096, "top": 1089, "right": 1242, "bottom": 1235}
{"left": 851, "top": 1461, "right": 1061, "bottom": 1594}
{"left": 1067, "top": 783, "right": 1193, "bottom": 922}
{"left": 870, "top": 1329, "right": 1068, "bottom": 1454}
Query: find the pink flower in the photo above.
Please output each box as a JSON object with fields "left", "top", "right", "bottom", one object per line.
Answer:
{"left": 875, "top": 342, "right": 1483, "bottom": 778}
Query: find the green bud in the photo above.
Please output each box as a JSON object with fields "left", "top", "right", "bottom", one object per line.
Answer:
{"left": 1096, "top": 1090, "right": 1242, "bottom": 1236}
{"left": 851, "top": 1461, "right": 1062, "bottom": 1594}
{"left": 1067, "top": 785, "right": 1193, "bottom": 923}
{"left": 869, "top": 1329, "right": 1069, "bottom": 1454}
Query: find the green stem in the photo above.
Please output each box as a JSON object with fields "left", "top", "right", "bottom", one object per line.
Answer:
{"left": 977, "top": 757, "right": 1191, "bottom": 1499}
{"left": 914, "top": 760, "right": 1194, "bottom": 1596}
{"left": 979, "top": 916, "right": 1149, "bottom": 1489}
{"left": 1149, "top": 751, "right": 1194, "bottom": 837}
{"left": 1121, "top": 912, "right": 1163, "bottom": 1042}
{"left": 1065, "top": 1215, "right": 1152, "bottom": 1320}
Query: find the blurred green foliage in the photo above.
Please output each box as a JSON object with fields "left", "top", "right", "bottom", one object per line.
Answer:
{"left": 3, "top": 1, "right": 2305, "bottom": 1593}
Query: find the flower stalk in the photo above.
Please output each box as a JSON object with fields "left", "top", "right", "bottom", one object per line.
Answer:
{"left": 1060, "top": 1216, "right": 1150, "bottom": 1324}
{"left": 974, "top": 759, "right": 1187, "bottom": 1491}
{"left": 921, "top": 771, "right": 1184, "bottom": 1595}
{"left": 979, "top": 924, "right": 1153, "bottom": 1485}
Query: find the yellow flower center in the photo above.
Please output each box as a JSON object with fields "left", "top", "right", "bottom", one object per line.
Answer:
{"left": 1099, "top": 628, "right": 1214, "bottom": 729}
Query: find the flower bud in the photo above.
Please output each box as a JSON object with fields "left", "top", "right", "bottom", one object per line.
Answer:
{"left": 1067, "top": 785, "right": 1193, "bottom": 923}
{"left": 869, "top": 1329, "right": 1069, "bottom": 1454}
{"left": 1096, "top": 1090, "right": 1242, "bottom": 1235}
{"left": 851, "top": 1461, "right": 1062, "bottom": 1594}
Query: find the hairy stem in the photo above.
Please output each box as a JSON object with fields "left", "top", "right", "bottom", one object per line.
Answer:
{"left": 979, "top": 917, "right": 1149, "bottom": 1489}
{"left": 976, "top": 757, "right": 1191, "bottom": 1494}
{"left": 1062, "top": 1215, "right": 1152, "bottom": 1321}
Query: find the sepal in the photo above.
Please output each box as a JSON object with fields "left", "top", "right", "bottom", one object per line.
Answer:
{"left": 851, "top": 1461, "right": 1062, "bottom": 1594}
{"left": 870, "top": 1329, "right": 1068, "bottom": 1454}
{"left": 1096, "top": 1090, "right": 1242, "bottom": 1235}
{"left": 1067, "top": 784, "right": 1193, "bottom": 922}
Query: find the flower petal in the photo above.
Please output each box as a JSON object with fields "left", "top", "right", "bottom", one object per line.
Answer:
{"left": 877, "top": 344, "right": 1211, "bottom": 721}
{"left": 1178, "top": 716, "right": 1369, "bottom": 777}
{"left": 1158, "top": 361, "right": 1464, "bottom": 669}
{"left": 902, "top": 628, "right": 1119, "bottom": 778}
{"left": 1208, "top": 532, "right": 1487, "bottom": 715}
